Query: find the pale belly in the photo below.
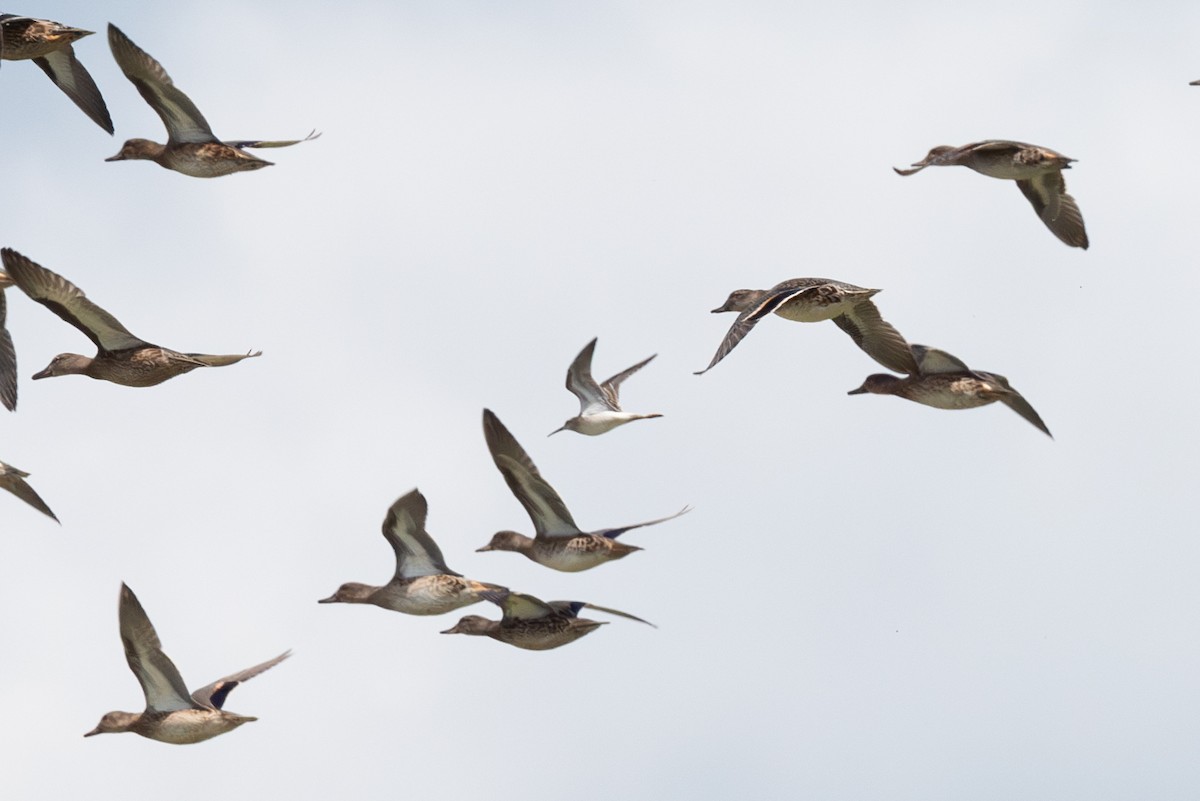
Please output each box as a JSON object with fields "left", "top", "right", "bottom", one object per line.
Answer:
{"left": 138, "top": 710, "right": 251, "bottom": 744}
{"left": 532, "top": 538, "right": 617, "bottom": 572}
{"left": 372, "top": 578, "right": 483, "bottom": 615}
{"left": 772, "top": 298, "right": 851, "bottom": 323}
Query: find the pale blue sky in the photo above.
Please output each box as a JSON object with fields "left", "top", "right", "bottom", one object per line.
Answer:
{"left": 4, "top": 2, "right": 1200, "bottom": 799}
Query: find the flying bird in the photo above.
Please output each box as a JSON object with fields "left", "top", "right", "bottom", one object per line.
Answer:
{"left": 1, "top": 248, "right": 260, "bottom": 387}
{"left": 698, "top": 278, "right": 918, "bottom": 375}
{"left": 105, "top": 23, "right": 317, "bottom": 177}
{"left": 847, "top": 344, "right": 1052, "bottom": 437}
{"left": 85, "top": 584, "right": 289, "bottom": 744}
{"left": 441, "top": 589, "right": 652, "bottom": 651}
{"left": 0, "top": 14, "right": 113, "bottom": 133}
{"left": 551, "top": 337, "right": 662, "bottom": 436}
{"left": 479, "top": 409, "right": 689, "bottom": 571}
{"left": 0, "top": 460, "right": 57, "bottom": 522}
{"left": 894, "top": 140, "right": 1088, "bottom": 249}
{"left": 319, "top": 488, "right": 506, "bottom": 615}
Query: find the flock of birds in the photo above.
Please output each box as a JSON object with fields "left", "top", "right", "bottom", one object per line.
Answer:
{"left": 0, "top": 11, "right": 1120, "bottom": 747}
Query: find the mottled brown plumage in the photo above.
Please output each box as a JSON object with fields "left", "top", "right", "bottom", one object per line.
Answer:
{"left": 441, "top": 590, "right": 651, "bottom": 651}
{"left": 1, "top": 248, "right": 260, "bottom": 388}
{"left": 478, "top": 409, "right": 689, "bottom": 571}
{"left": 105, "top": 24, "right": 317, "bottom": 177}
{"left": 699, "top": 278, "right": 918, "bottom": 375}
{"left": 85, "top": 584, "right": 289, "bottom": 744}
{"left": 0, "top": 15, "right": 113, "bottom": 132}
{"left": 895, "top": 140, "right": 1088, "bottom": 249}
{"left": 319, "top": 488, "right": 505, "bottom": 615}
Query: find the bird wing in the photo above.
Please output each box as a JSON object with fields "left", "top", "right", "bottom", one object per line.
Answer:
{"left": 696, "top": 285, "right": 813, "bottom": 374}
{"left": 1, "top": 248, "right": 147, "bottom": 353}
{"left": 0, "top": 290, "right": 16, "bottom": 411}
{"left": 32, "top": 46, "right": 113, "bottom": 133}
{"left": 381, "top": 489, "right": 460, "bottom": 580}
{"left": 117, "top": 584, "right": 200, "bottom": 713}
{"left": 489, "top": 591, "right": 558, "bottom": 621}
{"left": 910, "top": 344, "right": 972, "bottom": 375}
{"left": 107, "top": 24, "right": 216, "bottom": 144}
{"left": 599, "top": 353, "right": 656, "bottom": 410}
{"left": 190, "top": 650, "right": 291, "bottom": 710}
{"left": 594, "top": 505, "right": 691, "bottom": 540}
{"left": 832, "top": 300, "right": 918, "bottom": 374}
{"left": 223, "top": 130, "right": 321, "bottom": 150}
{"left": 979, "top": 372, "right": 1053, "bottom": 438}
{"left": 564, "top": 338, "right": 609, "bottom": 414}
{"left": 552, "top": 601, "right": 656, "bottom": 627}
{"left": 0, "top": 461, "right": 57, "bottom": 521}
{"left": 1016, "top": 174, "right": 1089, "bottom": 249}
{"left": 483, "top": 410, "right": 581, "bottom": 538}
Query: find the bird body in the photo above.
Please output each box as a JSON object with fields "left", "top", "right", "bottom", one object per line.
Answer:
{"left": 105, "top": 24, "right": 316, "bottom": 177}
{"left": 699, "top": 278, "right": 917, "bottom": 375}
{"left": 1, "top": 248, "right": 260, "bottom": 388}
{"left": 848, "top": 345, "right": 1052, "bottom": 437}
{"left": 441, "top": 590, "right": 650, "bottom": 651}
{"left": 479, "top": 410, "right": 689, "bottom": 571}
{"left": 85, "top": 584, "right": 288, "bottom": 744}
{"left": 894, "top": 140, "right": 1088, "bottom": 249}
{"left": 552, "top": 338, "right": 662, "bottom": 436}
{"left": 319, "top": 488, "right": 504, "bottom": 614}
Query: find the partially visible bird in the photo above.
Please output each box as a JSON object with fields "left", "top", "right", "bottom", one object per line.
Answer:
{"left": 847, "top": 344, "right": 1052, "bottom": 437}
{"left": 85, "top": 584, "right": 289, "bottom": 744}
{"left": 0, "top": 271, "right": 16, "bottom": 411}
{"left": 894, "top": 140, "right": 1088, "bottom": 249}
{"left": 478, "top": 409, "right": 689, "bottom": 571}
{"left": 319, "top": 488, "right": 506, "bottom": 615}
{"left": 0, "top": 14, "right": 113, "bottom": 133}
{"left": 105, "top": 23, "right": 317, "bottom": 177}
{"left": 1, "top": 248, "right": 260, "bottom": 388}
{"left": 551, "top": 337, "right": 662, "bottom": 436}
{"left": 0, "top": 459, "right": 57, "bottom": 522}
{"left": 698, "top": 278, "right": 918, "bottom": 375}
{"left": 441, "top": 589, "right": 652, "bottom": 651}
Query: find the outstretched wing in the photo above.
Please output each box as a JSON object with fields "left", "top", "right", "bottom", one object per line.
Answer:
{"left": 108, "top": 24, "right": 216, "bottom": 144}
{"left": 483, "top": 409, "right": 581, "bottom": 538}
{"left": 1, "top": 248, "right": 148, "bottom": 353}
{"left": 191, "top": 651, "right": 291, "bottom": 710}
{"left": 117, "top": 584, "right": 199, "bottom": 713}
{"left": 381, "top": 489, "right": 460, "bottom": 580}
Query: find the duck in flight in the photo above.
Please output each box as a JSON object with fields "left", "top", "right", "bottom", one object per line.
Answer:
{"left": 85, "top": 584, "right": 289, "bottom": 744}
{"left": 847, "top": 344, "right": 1052, "bottom": 437}
{"left": 894, "top": 140, "right": 1088, "bottom": 249}
{"left": 698, "top": 278, "right": 918, "bottom": 376}
{"left": 478, "top": 409, "right": 689, "bottom": 571}
{"left": 441, "top": 589, "right": 652, "bottom": 651}
{"left": 105, "top": 23, "right": 317, "bottom": 177}
{"left": 319, "top": 488, "right": 506, "bottom": 615}
{"left": 1, "top": 248, "right": 260, "bottom": 388}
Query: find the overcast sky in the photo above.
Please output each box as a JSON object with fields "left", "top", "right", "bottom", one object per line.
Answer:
{"left": 4, "top": 1, "right": 1200, "bottom": 799}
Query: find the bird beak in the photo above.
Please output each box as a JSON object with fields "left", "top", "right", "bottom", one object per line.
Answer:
{"left": 104, "top": 153, "right": 125, "bottom": 162}
{"left": 846, "top": 385, "right": 869, "bottom": 395}
{"left": 316, "top": 594, "right": 339, "bottom": 604}
{"left": 83, "top": 727, "right": 102, "bottom": 738}
{"left": 31, "top": 367, "right": 52, "bottom": 380}
{"left": 475, "top": 545, "right": 494, "bottom": 553}
{"left": 548, "top": 426, "right": 566, "bottom": 436}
